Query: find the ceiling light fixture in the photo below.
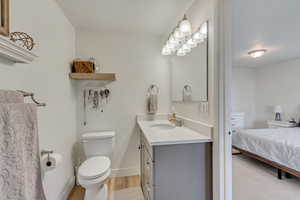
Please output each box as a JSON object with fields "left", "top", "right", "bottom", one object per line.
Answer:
{"left": 248, "top": 49, "right": 267, "bottom": 58}
{"left": 162, "top": 20, "right": 208, "bottom": 57}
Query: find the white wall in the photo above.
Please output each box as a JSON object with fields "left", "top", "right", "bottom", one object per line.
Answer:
{"left": 233, "top": 58, "right": 300, "bottom": 128}
{"left": 171, "top": 0, "right": 215, "bottom": 125}
{"left": 255, "top": 58, "right": 300, "bottom": 128}
{"left": 75, "top": 30, "right": 170, "bottom": 176}
{"left": 232, "top": 67, "right": 256, "bottom": 128}
{"left": 0, "top": 0, "right": 77, "bottom": 199}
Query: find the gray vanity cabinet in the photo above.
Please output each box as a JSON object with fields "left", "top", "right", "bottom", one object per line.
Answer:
{"left": 140, "top": 132, "right": 212, "bottom": 200}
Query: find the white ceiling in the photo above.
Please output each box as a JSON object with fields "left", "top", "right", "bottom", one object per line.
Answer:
{"left": 233, "top": 0, "right": 300, "bottom": 67}
{"left": 56, "top": 0, "right": 194, "bottom": 36}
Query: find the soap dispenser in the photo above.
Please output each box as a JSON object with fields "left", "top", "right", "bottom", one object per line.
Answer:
{"left": 169, "top": 106, "right": 176, "bottom": 122}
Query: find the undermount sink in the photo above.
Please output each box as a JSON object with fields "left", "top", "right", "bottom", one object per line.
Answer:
{"left": 150, "top": 123, "right": 176, "bottom": 131}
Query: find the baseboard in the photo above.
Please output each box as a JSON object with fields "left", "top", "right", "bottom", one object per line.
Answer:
{"left": 111, "top": 167, "right": 140, "bottom": 177}
{"left": 57, "top": 175, "right": 75, "bottom": 200}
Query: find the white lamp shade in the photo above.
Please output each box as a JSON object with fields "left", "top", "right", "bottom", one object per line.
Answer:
{"left": 187, "top": 38, "right": 197, "bottom": 48}
{"left": 274, "top": 105, "right": 282, "bottom": 113}
{"left": 161, "top": 46, "right": 171, "bottom": 55}
{"left": 199, "top": 22, "right": 208, "bottom": 35}
{"left": 177, "top": 49, "right": 186, "bottom": 56}
{"left": 177, "top": 51, "right": 186, "bottom": 56}
{"left": 173, "top": 28, "right": 184, "bottom": 39}
{"left": 179, "top": 19, "right": 192, "bottom": 36}
{"left": 168, "top": 35, "right": 179, "bottom": 45}
{"left": 182, "top": 44, "right": 191, "bottom": 53}
{"left": 193, "top": 32, "right": 205, "bottom": 43}
{"left": 166, "top": 42, "right": 176, "bottom": 50}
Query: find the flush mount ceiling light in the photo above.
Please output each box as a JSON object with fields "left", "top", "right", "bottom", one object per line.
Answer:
{"left": 248, "top": 49, "right": 267, "bottom": 58}
{"left": 162, "top": 20, "right": 208, "bottom": 57}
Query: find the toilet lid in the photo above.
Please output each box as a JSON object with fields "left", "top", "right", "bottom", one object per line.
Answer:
{"left": 79, "top": 156, "right": 111, "bottom": 180}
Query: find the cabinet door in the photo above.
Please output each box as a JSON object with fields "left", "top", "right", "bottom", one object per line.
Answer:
{"left": 140, "top": 143, "right": 147, "bottom": 198}
{"left": 144, "top": 148, "right": 153, "bottom": 200}
{"left": 141, "top": 144, "right": 154, "bottom": 199}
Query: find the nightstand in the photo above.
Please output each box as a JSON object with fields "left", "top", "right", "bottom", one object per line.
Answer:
{"left": 267, "top": 120, "right": 298, "bottom": 128}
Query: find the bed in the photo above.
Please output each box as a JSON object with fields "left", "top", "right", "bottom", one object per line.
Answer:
{"left": 232, "top": 128, "right": 300, "bottom": 179}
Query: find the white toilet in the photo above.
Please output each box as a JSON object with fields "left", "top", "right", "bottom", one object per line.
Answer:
{"left": 78, "top": 131, "right": 115, "bottom": 200}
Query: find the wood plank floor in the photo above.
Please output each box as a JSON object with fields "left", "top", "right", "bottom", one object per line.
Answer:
{"left": 68, "top": 176, "right": 140, "bottom": 200}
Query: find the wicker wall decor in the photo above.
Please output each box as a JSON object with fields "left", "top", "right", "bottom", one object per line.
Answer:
{"left": 10, "top": 32, "right": 35, "bottom": 51}
{"left": 72, "top": 60, "right": 95, "bottom": 73}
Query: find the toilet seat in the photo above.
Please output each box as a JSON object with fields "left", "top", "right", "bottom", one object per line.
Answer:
{"left": 78, "top": 156, "right": 111, "bottom": 180}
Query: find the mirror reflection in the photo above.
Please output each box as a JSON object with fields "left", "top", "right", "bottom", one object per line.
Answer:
{"left": 171, "top": 21, "right": 208, "bottom": 102}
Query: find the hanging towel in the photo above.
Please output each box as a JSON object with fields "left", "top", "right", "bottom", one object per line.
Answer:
{"left": 0, "top": 103, "right": 46, "bottom": 200}
{"left": 0, "top": 90, "right": 24, "bottom": 103}
{"left": 147, "top": 93, "right": 158, "bottom": 114}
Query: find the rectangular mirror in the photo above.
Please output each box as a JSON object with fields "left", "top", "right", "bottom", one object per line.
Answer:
{"left": 171, "top": 21, "right": 208, "bottom": 102}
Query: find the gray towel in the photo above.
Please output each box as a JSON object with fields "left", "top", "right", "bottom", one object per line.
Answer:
{"left": 0, "top": 103, "right": 46, "bottom": 200}
{"left": 0, "top": 90, "right": 24, "bottom": 103}
{"left": 147, "top": 94, "right": 158, "bottom": 114}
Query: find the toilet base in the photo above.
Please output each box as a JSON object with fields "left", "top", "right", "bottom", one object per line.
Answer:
{"left": 85, "top": 183, "right": 108, "bottom": 200}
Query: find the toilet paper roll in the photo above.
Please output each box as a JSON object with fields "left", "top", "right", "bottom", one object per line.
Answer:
{"left": 41, "top": 153, "right": 62, "bottom": 172}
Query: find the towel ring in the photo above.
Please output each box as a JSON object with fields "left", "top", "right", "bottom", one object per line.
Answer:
{"left": 17, "top": 90, "right": 46, "bottom": 107}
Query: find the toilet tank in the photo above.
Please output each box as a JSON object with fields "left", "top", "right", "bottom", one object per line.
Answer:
{"left": 82, "top": 131, "right": 115, "bottom": 158}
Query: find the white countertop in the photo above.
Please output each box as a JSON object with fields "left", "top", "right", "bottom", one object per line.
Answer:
{"left": 137, "top": 120, "right": 212, "bottom": 146}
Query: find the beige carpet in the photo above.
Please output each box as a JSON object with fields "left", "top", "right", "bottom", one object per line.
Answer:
{"left": 233, "top": 155, "right": 300, "bottom": 200}
{"left": 110, "top": 187, "right": 144, "bottom": 200}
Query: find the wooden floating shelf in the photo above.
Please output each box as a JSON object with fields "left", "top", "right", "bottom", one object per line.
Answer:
{"left": 69, "top": 73, "right": 116, "bottom": 81}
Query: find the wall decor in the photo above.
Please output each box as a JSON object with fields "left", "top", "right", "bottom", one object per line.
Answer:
{"left": 10, "top": 32, "right": 35, "bottom": 50}
{"left": 0, "top": 0, "right": 9, "bottom": 36}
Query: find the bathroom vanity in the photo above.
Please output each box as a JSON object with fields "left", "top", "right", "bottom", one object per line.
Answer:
{"left": 137, "top": 118, "right": 213, "bottom": 200}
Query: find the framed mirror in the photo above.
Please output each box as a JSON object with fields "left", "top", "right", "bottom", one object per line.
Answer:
{"left": 0, "top": 0, "right": 9, "bottom": 36}
{"left": 171, "top": 21, "right": 208, "bottom": 102}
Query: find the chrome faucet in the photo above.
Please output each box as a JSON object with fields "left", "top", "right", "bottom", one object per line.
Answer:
{"left": 169, "top": 116, "right": 184, "bottom": 127}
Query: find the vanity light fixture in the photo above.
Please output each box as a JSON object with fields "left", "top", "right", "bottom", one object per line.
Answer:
{"left": 162, "top": 20, "right": 208, "bottom": 57}
{"left": 248, "top": 49, "right": 267, "bottom": 58}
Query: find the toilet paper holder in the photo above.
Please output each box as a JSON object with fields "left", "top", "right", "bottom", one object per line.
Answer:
{"left": 41, "top": 150, "right": 54, "bottom": 167}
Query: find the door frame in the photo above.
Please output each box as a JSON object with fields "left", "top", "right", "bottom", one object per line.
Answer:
{"left": 213, "top": 0, "right": 233, "bottom": 200}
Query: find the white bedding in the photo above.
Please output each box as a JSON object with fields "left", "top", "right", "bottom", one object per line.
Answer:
{"left": 233, "top": 128, "right": 300, "bottom": 172}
